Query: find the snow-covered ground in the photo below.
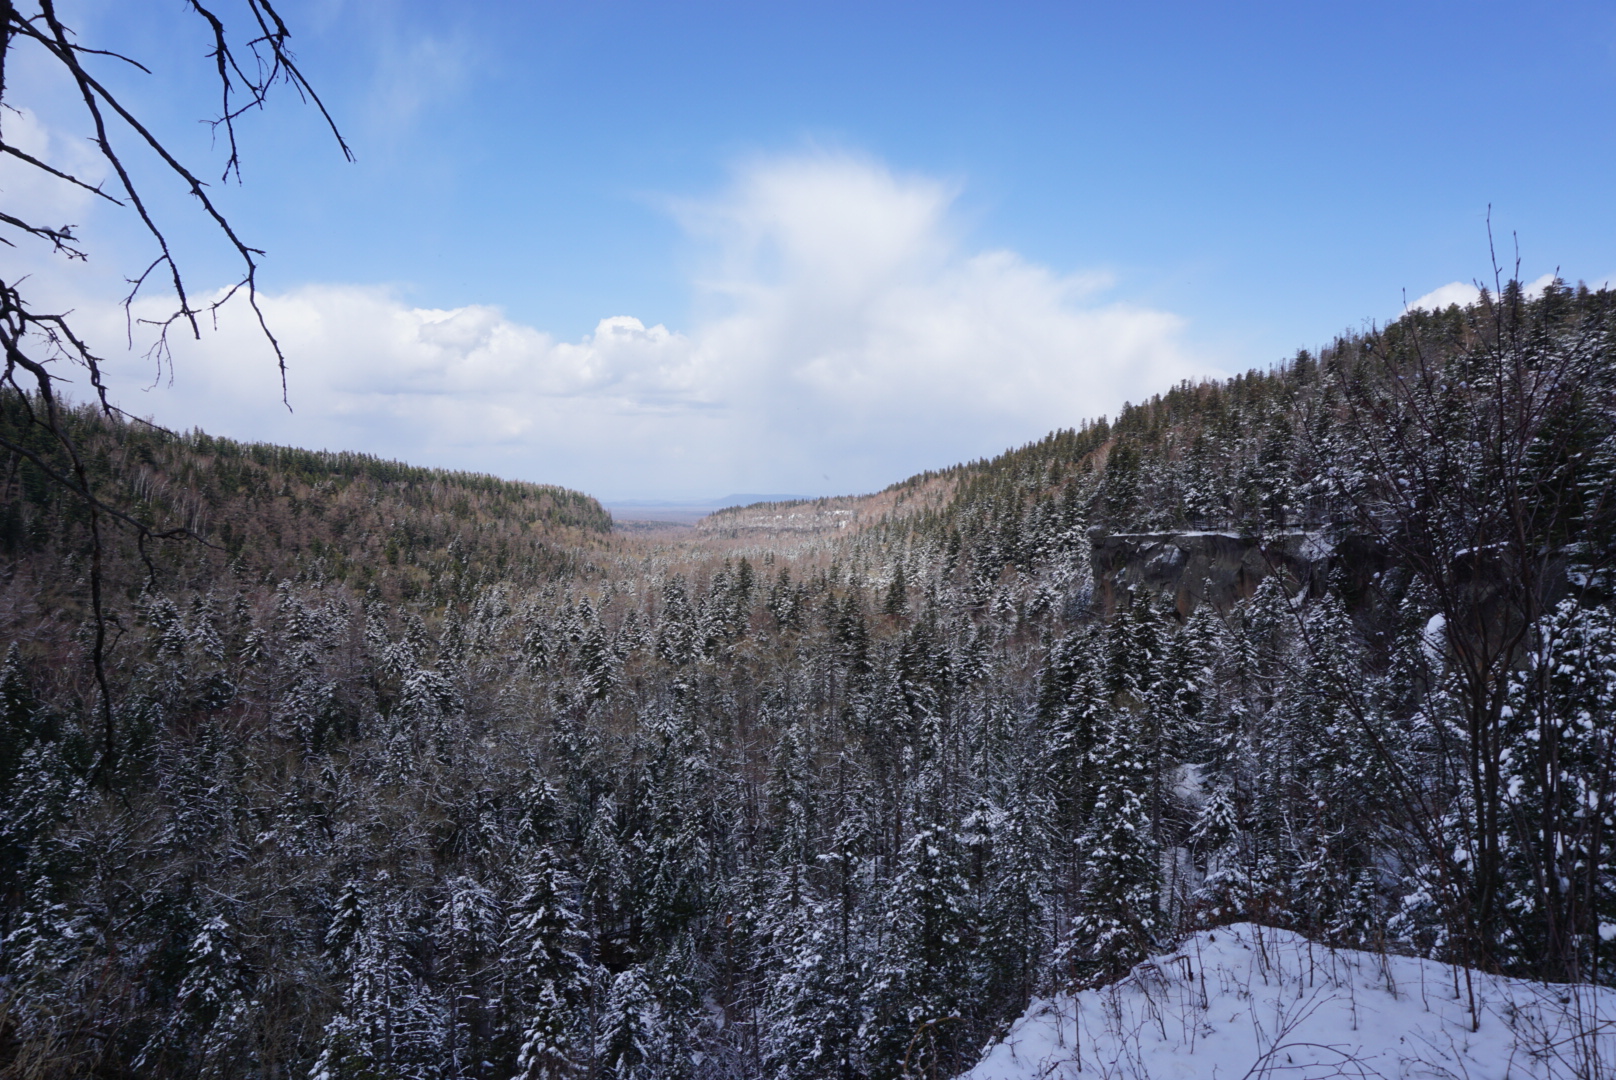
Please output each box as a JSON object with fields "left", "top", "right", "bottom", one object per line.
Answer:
{"left": 962, "top": 924, "right": 1615, "bottom": 1080}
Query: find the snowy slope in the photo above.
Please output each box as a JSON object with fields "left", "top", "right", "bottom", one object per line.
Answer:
{"left": 962, "top": 924, "right": 1615, "bottom": 1080}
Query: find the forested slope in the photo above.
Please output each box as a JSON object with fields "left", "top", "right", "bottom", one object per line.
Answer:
{"left": 0, "top": 282, "right": 1613, "bottom": 1080}
{"left": 0, "top": 402, "right": 611, "bottom": 605}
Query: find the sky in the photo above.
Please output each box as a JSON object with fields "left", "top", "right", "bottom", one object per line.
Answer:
{"left": 6, "top": 1, "right": 1615, "bottom": 501}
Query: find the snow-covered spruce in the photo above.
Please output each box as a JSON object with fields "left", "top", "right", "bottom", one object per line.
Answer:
{"left": 962, "top": 924, "right": 1615, "bottom": 1080}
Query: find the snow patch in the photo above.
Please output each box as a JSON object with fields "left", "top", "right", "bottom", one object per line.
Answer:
{"left": 1170, "top": 763, "right": 1206, "bottom": 808}
{"left": 1298, "top": 530, "right": 1335, "bottom": 563}
{"left": 1423, "top": 613, "right": 1447, "bottom": 668}
{"left": 960, "top": 924, "right": 1614, "bottom": 1080}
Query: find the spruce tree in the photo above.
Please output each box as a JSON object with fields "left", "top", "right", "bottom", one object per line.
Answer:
{"left": 597, "top": 966, "right": 663, "bottom": 1080}
{"left": 508, "top": 848, "right": 591, "bottom": 1080}
{"left": 1058, "top": 705, "right": 1161, "bottom": 985}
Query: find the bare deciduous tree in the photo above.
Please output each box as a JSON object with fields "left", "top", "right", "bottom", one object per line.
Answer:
{"left": 0, "top": 0, "right": 347, "bottom": 778}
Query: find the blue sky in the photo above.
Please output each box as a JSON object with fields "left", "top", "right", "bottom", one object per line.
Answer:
{"left": 8, "top": 2, "right": 1616, "bottom": 499}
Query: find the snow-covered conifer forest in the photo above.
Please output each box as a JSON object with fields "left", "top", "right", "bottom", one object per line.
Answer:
{"left": 1, "top": 283, "right": 1613, "bottom": 1078}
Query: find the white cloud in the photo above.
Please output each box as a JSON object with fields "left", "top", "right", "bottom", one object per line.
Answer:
{"left": 87, "top": 153, "right": 1215, "bottom": 499}
{"left": 1407, "top": 280, "right": 1482, "bottom": 313}
{"left": 1407, "top": 273, "right": 1558, "bottom": 313}
{"left": 0, "top": 106, "right": 108, "bottom": 234}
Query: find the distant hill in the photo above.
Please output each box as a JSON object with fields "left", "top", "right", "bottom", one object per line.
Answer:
{"left": 605, "top": 493, "right": 813, "bottom": 525}
{"left": 0, "top": 401, "right": 611, "bottom": 603}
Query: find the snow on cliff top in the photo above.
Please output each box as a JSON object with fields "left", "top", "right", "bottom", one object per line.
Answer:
{"left": 962, "top": 924, "right": 1614, "bottom": 1080}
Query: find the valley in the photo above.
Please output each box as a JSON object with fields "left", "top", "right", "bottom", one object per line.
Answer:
{"left": 0, "top": 284, "right": 1612, "bottom": 1080}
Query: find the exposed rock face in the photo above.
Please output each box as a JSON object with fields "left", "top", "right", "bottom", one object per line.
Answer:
{"left": 695, "top": 500, "right": 862, "bottom": 537}
{"left": 1090, "top": 529, "right": 1346, "bottom": 616}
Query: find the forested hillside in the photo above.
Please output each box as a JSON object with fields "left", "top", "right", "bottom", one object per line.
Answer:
{"left": 1, "top": 281, "right": 1613, "bottom": 1080}
{"left": 0, "top": 403, "right": 612, "bottom": 603}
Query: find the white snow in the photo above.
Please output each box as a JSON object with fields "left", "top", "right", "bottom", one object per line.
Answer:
{"left": 1422, "top": 613, "right": 1447, "bottom": 668}
{"left": 1298, "top": 530, "right": 1336, "bottom": 563}
{"left": 960, "top": 924, "right": 1615, "bottom": 1080}
{"left": 1170, "top": 763, "right": 1206, "bottom": 808}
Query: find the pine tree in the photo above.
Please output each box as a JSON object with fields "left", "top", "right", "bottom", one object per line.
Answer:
{"left": 513, "top": 981, "right": 574, "bottom": 1080}
{"left": 883, "top": 561, "right": 908, "bottom": 619}
{"left": 766, "top": 568, "right": 801, "bottom": 631}
{"left": 312, "top": 885, "right": 445, "bottom": 1080}
{"left": 597, "top": 966, "right": 663, "bottom": 1080}
{"left": 1285, "top": 596, "right": 1384, "bottom": 944}
{"left": 435, "top": 876, "right": 503, "bottom": 1076}
{"left": 764, "top": 898, "right": 860, "bottom": 1080}
{"left": 578, "top": 610, "right": 621, "bottom": 701}
{"left": 865, "top": 812, "right": 972, "bottom": 1078}
{"left": 966, "top": 789, "right": 1050, "bottom": 1024}
{"left": 767, "top": 716, "right": 816, "bottom": 881}
{"left": 1058, "top": 706, "right": 1161, "bottom": 985}
{"left": 136, "top": 914, "right": 259, "bottom": 1077}
{"left": 1496, "top": 599, "right": 1616, "bottom": 981}
{"left": 637, "top": 708, "right": 715, "bottom": 947}
{"left": 508, "top": 848, "right": 591, "bottom": 1080}
{"left": 0, "top": 642, "right": 45, "bottom": 797}
{"left": 655, "top": 578, "right": 696, "bottom": 667}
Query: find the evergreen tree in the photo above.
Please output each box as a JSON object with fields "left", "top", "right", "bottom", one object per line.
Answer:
{"left": 656, "top": 578, "right": 697, "bottom": 667}
{"left": 1497, "top": 599, "right": 1616, "bottom": 980}
{"left": 508, "top": 848, "right": 591, "bottom": 1080}
{"left": 435, "top": 876, "right": 503, "bottom": 1076}
{"left": 136, "top": 914, "right": 260, "bottom": 1078}
{"left": 883, "top": 562, "right": 908, "bottom": 619}
{"left": 1058, "top": 706, "right": 1161, "bottom": 985}
{"left": 597, "top": 966, "right": 663, "bottom": 1080}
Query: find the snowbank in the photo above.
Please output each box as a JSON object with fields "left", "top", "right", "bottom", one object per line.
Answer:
{"left": 961, "top": 924, "right": 1614, "bottom": 1080}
